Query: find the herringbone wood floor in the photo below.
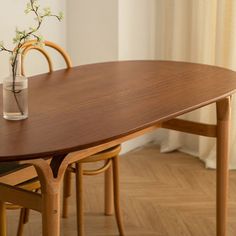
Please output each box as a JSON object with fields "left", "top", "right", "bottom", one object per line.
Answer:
{"left": 6, "top": 145, "right": 236, "bottom": 235}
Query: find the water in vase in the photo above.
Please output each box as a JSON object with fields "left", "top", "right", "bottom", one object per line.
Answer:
{"left": 3, "top": 76, "right": 28, "bottom": 120}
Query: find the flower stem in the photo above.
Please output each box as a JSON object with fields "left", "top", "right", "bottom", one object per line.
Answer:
{"left": 13, "top": 89, "right": 24, "bottom": 115}
{"left": 11, "top": 52, "right": 24, "bottom": 115}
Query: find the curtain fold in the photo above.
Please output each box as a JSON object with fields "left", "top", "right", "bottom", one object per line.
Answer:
{"left": 157, "top": 0, "right": 236, "bottom": 168}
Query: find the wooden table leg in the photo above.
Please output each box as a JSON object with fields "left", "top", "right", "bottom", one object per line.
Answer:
{"left": 27, "top": 155, "right": 69, "bottom": 236}
{"left": 216, "top": 97, "right": 231, "bottom": 236}
{"left": 41, "top": 184, "right": 61, "bottom": 236}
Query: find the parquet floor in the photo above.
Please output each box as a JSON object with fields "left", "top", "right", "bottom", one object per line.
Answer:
{"left": 6, "top": 145, "right": 236, "bottom": 235}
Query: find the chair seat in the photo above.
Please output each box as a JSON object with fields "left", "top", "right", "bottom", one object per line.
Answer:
{"left": 0, "top": 162, "right": 25, "bottom": 177}
{"left": 0, "top": 163, "right": 38, "bottom": 186}
{"left": 77, "top": 145, "right": 122, "bottom": 163}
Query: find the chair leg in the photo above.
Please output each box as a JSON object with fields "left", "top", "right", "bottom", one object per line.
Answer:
{"left": 17, "top": 208, "right": 30, "bottom": 236}
{"left": 62, "top": 168, "right": 72, "bottom": 218}
{"left": 104, "top": 164, "right": 114, "bottom": 215}
{"left": 23, "top": 208, "right": 30, "bottom": 224}
{"left": 75, "top": 163, "right": 84, "bottom": 236}
{"left": 0, "top": 201, "right": 7, "bottom": 236}
{"left": 112, "top": 156, "right": 125, "bottom": 236}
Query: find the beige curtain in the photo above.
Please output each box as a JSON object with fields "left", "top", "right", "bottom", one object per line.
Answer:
{"left": 156, "top": 0, "right": 236, "bottom": 168}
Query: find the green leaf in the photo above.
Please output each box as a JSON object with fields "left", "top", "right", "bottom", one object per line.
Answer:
{"left": 0, "top": 41, "right": 4, "bottom": 48}
{"left": 58, "top": 11, "right": 64, "bottom": 21}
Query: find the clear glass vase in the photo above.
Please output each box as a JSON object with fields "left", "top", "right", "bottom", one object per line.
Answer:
{"left": 3, "top": 55, "right": 28, "bottom": 120}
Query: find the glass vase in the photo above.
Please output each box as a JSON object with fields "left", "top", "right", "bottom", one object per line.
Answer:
{"left": 3, "top": 55, "right": 28, "bottom": 120}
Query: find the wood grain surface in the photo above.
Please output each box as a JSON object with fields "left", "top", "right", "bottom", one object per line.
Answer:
{"left": 0, "top": 61, "right": 236, "bottom": 161}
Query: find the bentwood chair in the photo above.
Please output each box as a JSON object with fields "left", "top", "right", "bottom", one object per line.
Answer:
{"left": 21, "top": 40, "right": 124, "bottom": 236}
{"left": 0, "top": 163, "right": 40, "bottom": 236}
{"left": 0, "top": 40, "right": 73, "bottom": 236}
{"left": 63, "top": 146, "right": 124, "bottom": 236}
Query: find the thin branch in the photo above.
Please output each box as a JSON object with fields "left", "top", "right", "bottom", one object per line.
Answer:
{"left": 0, "top": 47, "right": 13, "bottom": 54}
{"left": 0, "top": 0, "right": 63, "bottom": 116}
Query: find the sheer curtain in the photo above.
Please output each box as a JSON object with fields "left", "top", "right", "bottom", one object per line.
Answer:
{"left": 156, "top": 0, "right": 236, "bottom": 168}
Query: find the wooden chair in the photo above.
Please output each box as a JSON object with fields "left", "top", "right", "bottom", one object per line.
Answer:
{"left": 63, "top": 146, "right": 124, "bottom": 236}
{"left": 0, "top": 40, "right": 72, "bottom": 236}
{"left": 0, "top": 163, "right": 40, "bottom": 236}
{"left": 21, "top": 40, "right": 124, "bottom": 236}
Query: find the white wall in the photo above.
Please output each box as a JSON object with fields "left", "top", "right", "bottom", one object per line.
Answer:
{"left": 67, "top": 0, "right": 118, "bottom": 66}
{"left": 119, "top": 0, "right": 157, "bottom": 60}
{"left": 0, "top": 0, "right": 66, "bottom": 78}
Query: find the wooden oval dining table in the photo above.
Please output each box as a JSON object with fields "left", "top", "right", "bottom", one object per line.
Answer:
{"left": 0, "top": 60, "right": 236, "bottom": 236}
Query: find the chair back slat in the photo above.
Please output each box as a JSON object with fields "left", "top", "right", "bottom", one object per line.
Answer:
{"left": 20, "top": 40, "right": 72, "bottom": 76}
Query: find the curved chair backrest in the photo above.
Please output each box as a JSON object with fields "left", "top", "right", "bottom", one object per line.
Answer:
{"left": 20, "top": 40, "right": 72, "bottom": 75}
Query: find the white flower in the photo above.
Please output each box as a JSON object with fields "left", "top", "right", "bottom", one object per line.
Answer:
{"left": 33, "top": 34, "right": 45, "bottom": 47}
{"left": 32, "top": 0, "right": 40, "bottom": 9}
{"left": 24, "top": 3, "right": 32, "bottom": 14}
{"left": 13, "top": 28, "right": 28, "bottom": 44}
{"left": 13, "top": 31, "right": 22, "bottom": 44}
{"left": 43, "top": 7, "right": 51, "bottom": 16}
{"left": 0, "top": 0, "right": 63, "bottom": 56}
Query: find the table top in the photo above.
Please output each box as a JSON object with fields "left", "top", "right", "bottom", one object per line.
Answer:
{"left": 0, "top": 60, "right": 236, "bottom": 162}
